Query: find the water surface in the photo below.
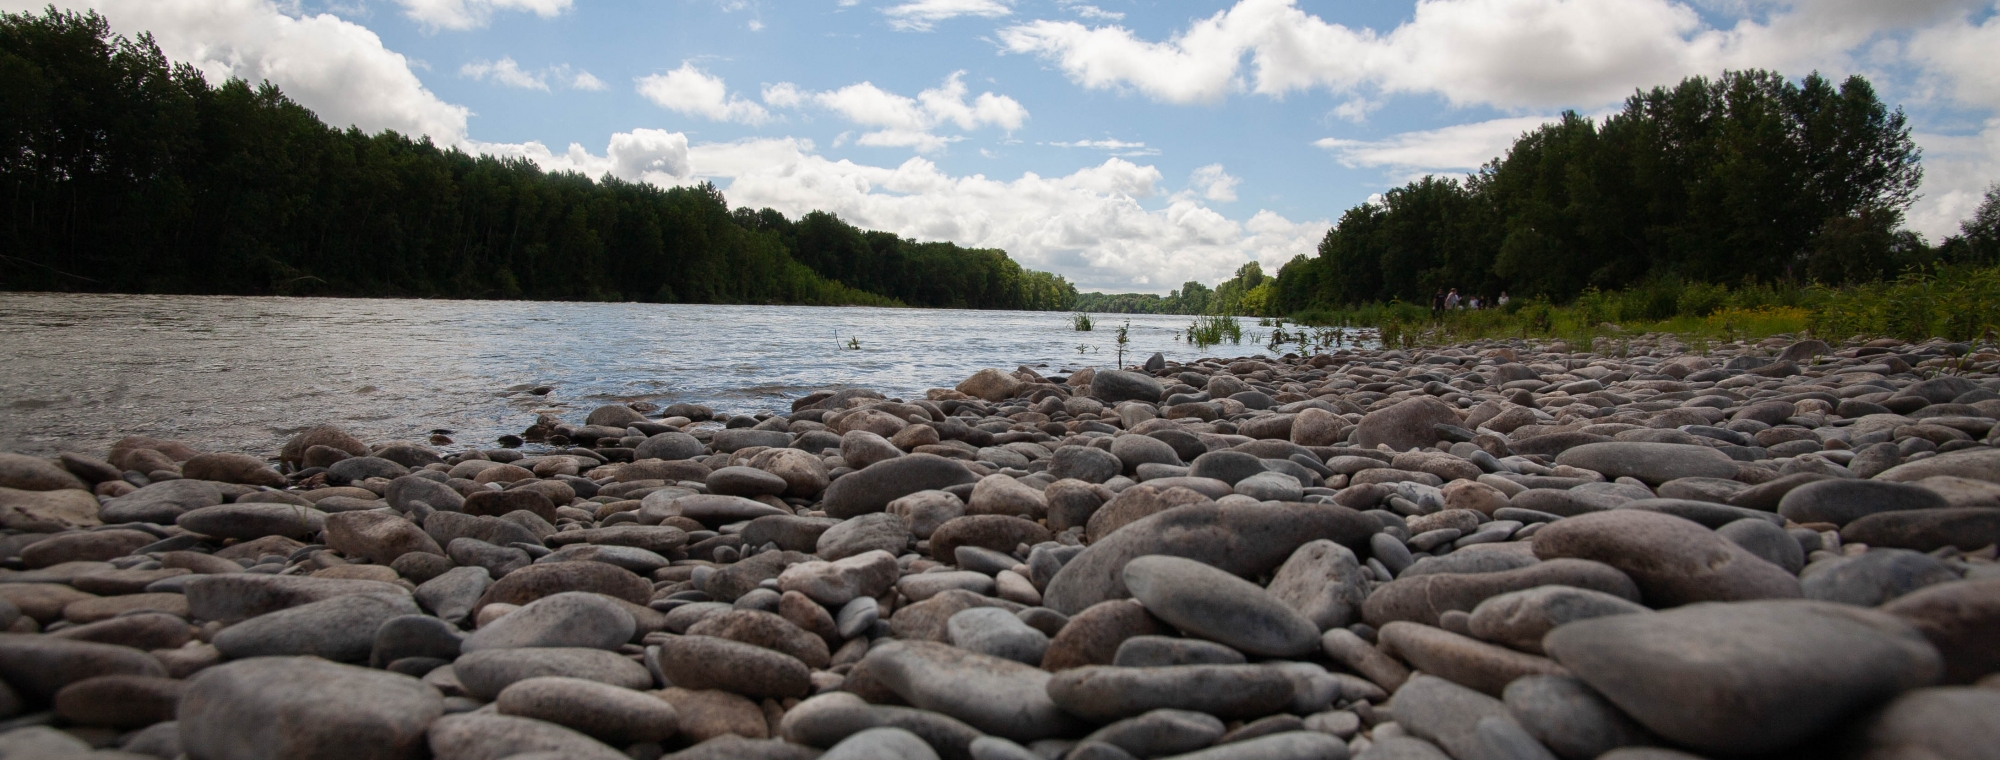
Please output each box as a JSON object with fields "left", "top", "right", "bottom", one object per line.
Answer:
{"left": 0, "top": 294, "right": 1334, "bottom": 457}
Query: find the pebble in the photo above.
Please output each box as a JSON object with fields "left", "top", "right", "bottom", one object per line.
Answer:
{"left": 495, "top": 675, "right": 680, "bottom": 745}
{"left": 1532, "top": 510, "right": 1803, "bottom": 606}
{"left": 461, "top": 591, "right": 635, "bottom": 651}
{"left": 1045, "top": 664, "right": 1297, "bottom": 722}
{"left": 1122, "top": 554, "right": 1321, "bottom": 657}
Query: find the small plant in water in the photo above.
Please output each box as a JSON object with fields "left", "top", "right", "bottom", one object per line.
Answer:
{"left": 1115, "top": 320, "right": 1130, "bottom": 367}
{"left": 1071, "top": 313, "right": 1094, "bottom": 331}
{"left": 1186, "top": 315, "right": 1243, "bottom": 349}
{"left": 845, "top": 335, "right": 861, "bottom": 350}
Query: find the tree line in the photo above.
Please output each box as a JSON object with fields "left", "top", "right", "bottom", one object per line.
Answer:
{"left": 0, "top": 9, "right": 1077, "bottom": 310}
{"left": 1268, "top": 69, "right": 1998, "bottom": 315}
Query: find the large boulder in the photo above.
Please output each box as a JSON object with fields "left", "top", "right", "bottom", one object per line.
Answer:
{"left": 1091, "top": 371, "right": 1164, "bottom": 404}
{"left": 179, "top": 656, "right": 443, "bottom": 760}
{"left": 1350, "top": 397, "right": 1460, "bottom": 452}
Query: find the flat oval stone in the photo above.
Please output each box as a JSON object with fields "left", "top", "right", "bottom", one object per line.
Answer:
{"left": 1045, "top": 664, "right": 1296, "bottom": 723}
{"left": 1122, "top": 555, "right": 1319, "bottom": 658}
{"left": 1777, "top": 479, "right": 1950, "bottom": 526}
{"left": 1800, "top": 549, "right": 1959, "bottom": 607}
{"left": 1362, "top": 559, "right": 1640, "bottom": 628}
{"left": 176, "top": 503, "right": 326, "bottom": 540}
{"left": 462, "top": 591, "right": 635, "bottom": 652}
{"left": 1554, "top": 442, "right": 1737, "bottom": 485}
{"left": 1466, "top": 586, "right": 1650, "bottom": 654}
{"left": 495, "top": 676, "right": 680, "bottom": 745}
{"left": 1531, "top": 510, "right": 1801, "bottom": 607}
{"left": 861, "top": 640, "right": 1079, "bottom": 743}
{"left": 1543, "top": 599, "right": 1943, "bottom": 755}
{"left": 1377, "top": 621, "right": 1569, "bottom": 697}
{"left": 657, "top": 634, "right": 810, "bottom": 699}
{"left": 180, "top": 657, "right": 442, "bottom": 760}
{"left": 1840, "top": 507, "right": 2000, "bottom": 553}
{"left": 821, "top": 454, "right": 979, "bottom": 519}
{"left": 453, "top": 647, "right": 653, "bottom": 700}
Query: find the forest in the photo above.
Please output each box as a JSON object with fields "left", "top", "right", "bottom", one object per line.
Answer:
{"left": 0, "top": 9, "right": 1076, "bottom": 310}
{"left": 1268, "top": 69, "right": 1999, "bottom": 315}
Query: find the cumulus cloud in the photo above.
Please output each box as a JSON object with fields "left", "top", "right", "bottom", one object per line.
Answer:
{"left": 5, "top": 0, "right": 470, "bottom": 142}
{"left": 460, "top": 58, "right": 606, "bottom": 92}
{"left": 1060, "top": 1, "right": 1123, "bottom": 21}
{"left": 1188, "top": 164, "right": 1240, "bottom": 202}
{"left": 390, "top": 0, "right": 573, "bottom": 31}
{"left": 881, "top": 0, "right": 1013, "bottom": 32}
{"left": 764, "top": 71, "right": 1028, "bottom": 153}
{"left": 1046, "top": 138, "right": 1157, "bottom": 156}
{"left": 472, "top": 128, "right": 693, "bottom": 186}
{"left": 996, "top": 0, "right": 1979, "bottom": 109}
{"left": 1315, "top": 114, "right": 1561, "bottom": 180}
{"left": 636, "top": 63, "right": 773, "bottom": 124}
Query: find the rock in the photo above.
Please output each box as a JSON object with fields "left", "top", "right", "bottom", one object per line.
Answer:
{"left": 960, "top": 368, "right": 1026, "bottom": 402}
{"left": 1041, "top": 599, "right": 1166, "bottom": 671}
{"left": 453, "top": 647, "right": 653, "bottom": 700}
{"left": 1363, "top": 559, "right": 1640, "bottom": 628}
{"left": 634, "top": 431, "right": 705, "bottom": 461}
{"left": 1081, "top": 708, "right": 1224, "bottom": 757}
{"left": 841, "top": 430, "right": 904, "bottom": 469}
{"left": 1502, "top": 675, "right": 1652, "bottom": 760}
{"left": 1356, "top": 737, "right": 1452, "bottom": 760}
{"left": 474, "top": 560, "right": 652, "bottom": 609}
{"left": 462, "top": 489, "right": 558, "bottom": 522}
{"left": 655, "top": 687, "right": 770, "bottom": 741}
{"left": 213, "top": 592, "right": 422, "bottom": 662}
{"left": 21, "top": 528, "right": 156, "bottom": 567}
{"left": 370, "top": 614, "right": 463, "bottom": 668}
{"left": 1158, "top": 731, "right": 1348, "bottom": 759}
{"left": 817, "top": 512, "right": 910, "bottom": 560}
{"left": 1352, "top": 397, "right": 1461, "bottom": 452}
{"left": 0, "top": 634, "right": 166, "bottom": 702}
{"left": 779, "top": 550, "right": 900, "bottom": 606}
{"left": 1554, "top": 442, "right": 1737, "bottom": 485}
{"left": 686, "top": 609, "right": 831, "bottom": 669}
{"left": 704, "top": 550, "right": 811, "bottom": 602}
{"left": 1047, "top": 446, "right": 1122, "bottom": 485}
{"left": 1092, "top": 370, "right": 1164, "bottom": 404}
{"left": 386, "top": 475, "right": 466, "bottom": 512}
{"left": 180, "top": 656, "right": 442, "bottom": 760}
{"left": 711, "top": 428, "right": 791, "bottom": 452}
{"left": 1880, "top": 579, "right": 2000, "bottom": 684}
{"left": 1777, "top": 479, "right": 1950, "bottom": 526}
{"left": 1122, "top": 555, "right": 1320, "bottom": 657}
{"left": 1043, "top": 501, "right": 1376, "bottom": 615}
{"left": 823, "top": 727, "right": 942, "bottom": 760}
{"left": 0, "top": 453, "right": 87, "bottom": 491}
{"left": 1531, "top": 510, "right": 1801, "bottom": 607}
{"left": 1388, "top": 674, "right": 1511, "bottom": 760}
{"left": 1801, "top": 549, "right": 1960, "bottom": 607}
{"left": 415, "top": 566, "right": 492, "bottom": 625}
{"left": 175, "top": 503, "right": 326, "bottom": 541}
{"left": 0, "top": 486, "right": 101, "bottom": 531}
{"left": 1466, "top": 586, "right": 1649, "bottom": 655}
{"left": 100, "top": 479, "right": 221, "bottom": 523}
{"left": 494, "top": 675, "right": 678, "bottom": 745}
{"left": 1046, "top": 664, "right": 1295, "bottom": 722}
{"left": 864, "top": 640, "right": 1078, "bottom": 742}
{"left": 185, "top": 574, "right": 412, "bottom": 623}
{"left": 709, "top": 466, "right": 790, "bottom": 497}
{"left": 48, "top": 612, "right": 193, "bottom": 651}
{"left": 1186, "top": 451, "right": 1265, "bottom": 486}
{"left": 661, "top": 735, "right": 821, "bottom": 760}
{"left": 1840, "top": 507, "right": 2000, "bottom": 552}
{"left": 1110, "top": 435, "right": 1181, "bottom": 473}
{"left": 1290, "top": 408, "right": 1348, "bottom": 448}
{"left": 281, "top": 425, "right": 371, "bottom": 467}
{"left": 1086, "top": 486, "right": 1213, "bottom": 543}
{"left": 180, "top": 452, "right": 286, "bottom": 488}
{"left": 449, "top": 537, "right": 531, "bottom": 579}
{"left": 463, "top": 591, "right": 635, "bottom": 651}
{"left": 652, "top": 492, "right": 788, "bottom": 526}
{"left": 1543, "top": 599, "right": 1943, "bottom": 755}
{"left": 888, "top": 490, "right": 966, "bottom": 539}
{"left": 327, "top": 456, "right": 411, "bottom": 484}
{"left": 1843, "top": 686, "right": 2000, "bottom": 760}
{"left": 948, "top": 607, "right": 1049, "bottom": 665}
{"left": 325, "top": 510, "right": 443, "bottom": 565}
{"left": 823, "top": 454, "right": 978, "bottom": 519}
{"left": 928, "top": 515, "right": 1052, "bottom": 561}
{"left": 779, "top": 691, "right": 983, "bottom": 758}
{"left": 1265, "top": 540, "right": 1368, "bottom": 631}
{"left": 658, "top": 634, "right": 810, "bottom": 698}
{"left": 53, "top": 673, "right": 184, "bottom": 728}
{"left": 1235, "top": 471, "right": 1305, "bottom": 501}
{"left": 1715, "top": 518, "right": 1804, "bottom": 574}
{"left": 1113, "top": 636, "right": 1246, "bottom": 667}
{"left": 968, "top": 475, "right": 1049, "bottom": 519}
{"left": 1378, "top": 622, "right": 1569, "bottom": 696}
{"left": 425, "top": 712, "right": 627, "bottom": 760}
{"left": 1873, "top": 448, "right": 2000, "bottom": 484}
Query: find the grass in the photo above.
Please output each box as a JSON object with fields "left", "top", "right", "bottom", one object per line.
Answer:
{"left": 1071, "top": 313, "right": 1094, "bottom": 331}
{"left": 1186, "top": 315, "right": 1244, "bottom": 349}
{"left": 1288, "top": 265, "right": 2000, "bottom": 349}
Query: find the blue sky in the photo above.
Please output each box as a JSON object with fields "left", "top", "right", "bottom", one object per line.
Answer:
{"left": 13, "top": 0, "right": 2000, "bottom": 292}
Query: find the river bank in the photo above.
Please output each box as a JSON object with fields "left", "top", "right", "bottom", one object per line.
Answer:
{"left": 0, "top": 331, "right": 1995, "bottom": 759}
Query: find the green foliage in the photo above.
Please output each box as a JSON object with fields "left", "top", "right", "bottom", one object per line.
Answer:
{"left": 0, "top": 9, "right": 1074, "bottom": 310}
{"left": 1810, "top": 264, "right": 2000, "bottom": 342}
{"left": 1273, "top": 69, "right": 1928, "bottom": 310}
{"left": 1185, "top": 315, "right": 1242, "bottom": 348}
{"left": 1071, "top": 313, "right": 1093, "bottom": 331}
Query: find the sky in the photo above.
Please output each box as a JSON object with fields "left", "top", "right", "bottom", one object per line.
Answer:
{"left": 8, "top": 0, "right": 1999, "bottom": 293}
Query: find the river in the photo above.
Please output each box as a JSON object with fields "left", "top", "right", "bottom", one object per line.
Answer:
{"left": 0, "top": 294, "right": 1360, "bottom": 457}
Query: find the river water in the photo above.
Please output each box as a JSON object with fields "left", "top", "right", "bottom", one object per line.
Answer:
{"left": 0, "top": 294, "right": 1351, "bottom": 457}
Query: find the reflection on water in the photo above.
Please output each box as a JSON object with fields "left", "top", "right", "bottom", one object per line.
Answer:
{"left": 0, "top": 294, "right": 1349, "bottom": 456}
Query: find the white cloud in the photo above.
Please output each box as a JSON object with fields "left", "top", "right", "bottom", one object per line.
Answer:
{"left": 1315, "top": 115, "right": 1561, "bottom": 178}
{"left": 460, "top": 57, "right": 606, "bottom": 92}
{"left": 1046, "top": 138, "right": 1156, "bottom": 156}
{"left": 636, "top": 63, "right": 773, "bottom": 124}
{"left": 390, "top": 0, "right": 573, "bottom": 31}
{"left": 1189, "top": 164, "right": 1240, "bottom": 202}
{"left": 778, "top": 71, "right": 1027, "bottom": 153}
{"left": 748, "top": 18, "right": 765, "bottom": 31}
{"left": 6, "top": 0, "right": 470, "bottom": 142}
{"left": 472, "top": 128, "right": 693, "bottom": 186}
{"left": 1060, "top": 1, "right": 1123, "bottom": 21}
{"left": 997, "top": 0, "right": 1979, "bottom": 109}
{"left": 881, "top": 0, "right": 1013, "bottom": 32}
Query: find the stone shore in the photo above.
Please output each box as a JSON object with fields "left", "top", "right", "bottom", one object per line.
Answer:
{"left": 0, "top": 332, "right": 1996, "bottom": 759}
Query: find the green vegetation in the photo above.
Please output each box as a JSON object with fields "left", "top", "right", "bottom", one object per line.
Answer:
{"left": 1185, "top": 315, "right": 1243, "bottom": 349}
{"left": 0, "top": 9, "right": 1076, "bottom": 310}
{"left": 1070, "top": 262, "right": 1274, "bottom": 316}
{"left": 1071, "top": 313, "right": 1093, "bottom": 331}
